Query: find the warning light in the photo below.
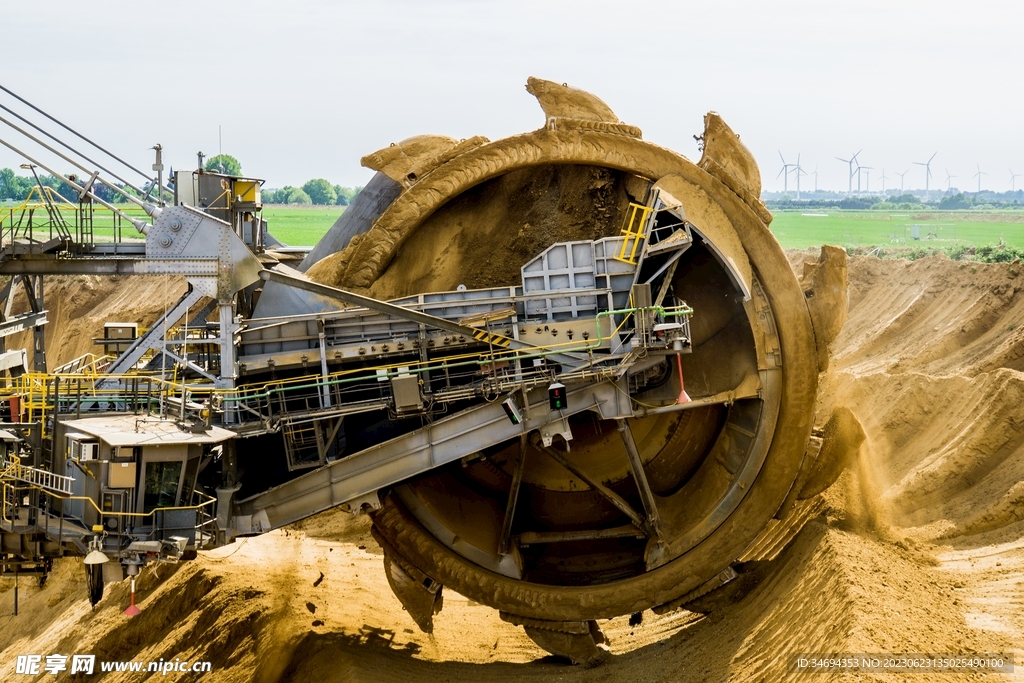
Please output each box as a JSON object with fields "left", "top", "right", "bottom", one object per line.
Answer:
{"left": 548, "top": 382, "right": 567, "bottom": 411}
{"left": 502, "top": 397, "right": 523, "bottom": 425}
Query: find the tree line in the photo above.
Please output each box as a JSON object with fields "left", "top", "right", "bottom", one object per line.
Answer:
{"left": 0, "top": 167, "right": 86, "bottom": 203}
{"left": 263, "top": 179, "right": 362, "bottom": 206}
{"left": 1, "top": 153, "right": 363, "bottom": 207}
{"left": 205, "top": 154, "right": 362, "bottom": 206}
{"left": 767, "top": 190, "right": 1024, "bottom": 212}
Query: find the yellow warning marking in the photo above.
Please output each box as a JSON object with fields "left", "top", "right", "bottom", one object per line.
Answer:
{"left": 474, "top": 330, "right": 513, "bottom": 347}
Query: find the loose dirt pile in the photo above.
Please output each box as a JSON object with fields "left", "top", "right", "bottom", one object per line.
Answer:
{"left": 8, "top": 274, "right": 185, "bottom": 367}
{"left": 1, "top": 254, "right": 1022, "bottom": 682}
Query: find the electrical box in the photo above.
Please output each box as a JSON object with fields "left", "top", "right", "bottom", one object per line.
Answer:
{"left": 107, "top": 461, "right": 137, "bottom": 489}
{"left": 104, "top": 322, "right": 138, "bottom": 339}
{"left": 391, "top": 375, "right": 422, "bottom": 415}
{"left": 233, "top": 180, "right": 261, "bottom": 205}
{"left": 101, "top": 322, "right": 139, "bottom": 355}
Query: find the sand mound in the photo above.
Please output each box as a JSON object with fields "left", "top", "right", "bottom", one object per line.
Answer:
{"left": 8, "top": 274, "right": 186, "bottom": 368}
{"left": 827, "top": 255, "right": 1023, "bottom": 377}
{"left": 811, "top": 255, "right": 1024, "bottom": 541}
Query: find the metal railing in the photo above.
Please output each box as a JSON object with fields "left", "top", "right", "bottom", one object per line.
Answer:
{"left": 52, "top": 353, "right": 113, "bottom": 376}
{"left": 1, "top": 460, "right": 73, "bottom": 495}
{"left": 0, "top": 303, "right": 692, "bottom": 431}
{"left": 0, "top": 192, "right": 147, "bottom": 251}
{"left": 1, "top": 479, "right": 218, "bottom": 546}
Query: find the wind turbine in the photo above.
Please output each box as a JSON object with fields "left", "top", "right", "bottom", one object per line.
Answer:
{"left": 913, "top": 152, "right": 937, "bottom": 200}
{"left": 860, "top": 167, "right": 873, "bottom": 193}
{"left": 812, "top": 166, "right": 819, "bottom": 193}
{"left": 853, "top": 158, "right": 870, "bottom": 193}
{"left": 836, "top": 151, "right": 861, "bottom": 195}
{"left": 879, "top": 168, "right": 889, "bottom": 194}
{"left": 972, "top": 163, "right": 988, "bottom": 193}
{"left": 1010, "top": 169, "right": 1022, "bottom": 192}
{"left": 777, "top": 151, "right": 797, "bottom": 192}
{"left": 793, "top": 154, "right": 807, "bottom": 200}
{"left": 944, "top": 169, "right": 956, "bottom": 192}
{"left": 896, "top": 169, "right": 909, "bottom": 194}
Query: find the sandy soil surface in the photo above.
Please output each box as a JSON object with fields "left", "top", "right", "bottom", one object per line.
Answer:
{"left": 8, "top": 274, "right": 185, "bottom": 367}
{"left": 1, "top": 254, "right": 1022, "bottom": 682}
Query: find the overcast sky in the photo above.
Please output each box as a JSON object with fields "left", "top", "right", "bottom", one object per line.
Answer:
{"left": 2, "top": 0, "right": 1021, "bottom": 193}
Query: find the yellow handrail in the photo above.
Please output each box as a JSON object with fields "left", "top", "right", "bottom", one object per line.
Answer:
{"left": 0, "top": 186, "right": 77, "bottom": 224}
{"left": 0, "top": 480, "right": 217, "bottom": 520}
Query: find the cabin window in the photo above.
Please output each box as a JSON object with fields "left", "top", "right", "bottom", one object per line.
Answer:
{"left": 182, "top": 457, "right": 200, "bottom": 504}
{"left": 142, "top": 461, "right": 182, "bottom": 513}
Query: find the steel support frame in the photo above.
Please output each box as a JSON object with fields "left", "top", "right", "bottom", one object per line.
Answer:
{"left": 19, "top": 274, "right": 46, "bottom": 371}
{"left": 103, "top": 287, "right": 206, "bottom": 377}
{"left": 235, "top": 381, "right": 628, "bottom": 533}
{"left": 617, "top": 418, "right": 662, "bottom": 538}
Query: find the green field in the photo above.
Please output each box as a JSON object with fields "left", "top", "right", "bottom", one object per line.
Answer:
{"left": 769, "top": 210, "right": 1024, "bottom": 251}
{"left": 11, "top": 201, "right": 1020, "bottom": 254}
{"left": 262, "top": 206, "right": 1024, "bottom": 252}
{"left": 263, "top": 206, "right": 343, "bottom": 246}
{"left": 0, "top": 202, "right": 344, "bottom": 247}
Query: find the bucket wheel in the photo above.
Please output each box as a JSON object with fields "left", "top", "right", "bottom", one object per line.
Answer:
{"left": 312, "top": 79, "right": 822, "bottom": 662}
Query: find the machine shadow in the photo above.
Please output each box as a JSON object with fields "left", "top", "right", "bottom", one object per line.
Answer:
{"left": 279, "top": 522, "right": 832, "bottom": 683}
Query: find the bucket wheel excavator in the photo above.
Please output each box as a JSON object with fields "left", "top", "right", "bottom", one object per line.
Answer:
{"left": 0, "top": 77, "right": 854, "bottom": 665}
{"left": 265, "top": 78, "right": 852, "bottom": 663}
